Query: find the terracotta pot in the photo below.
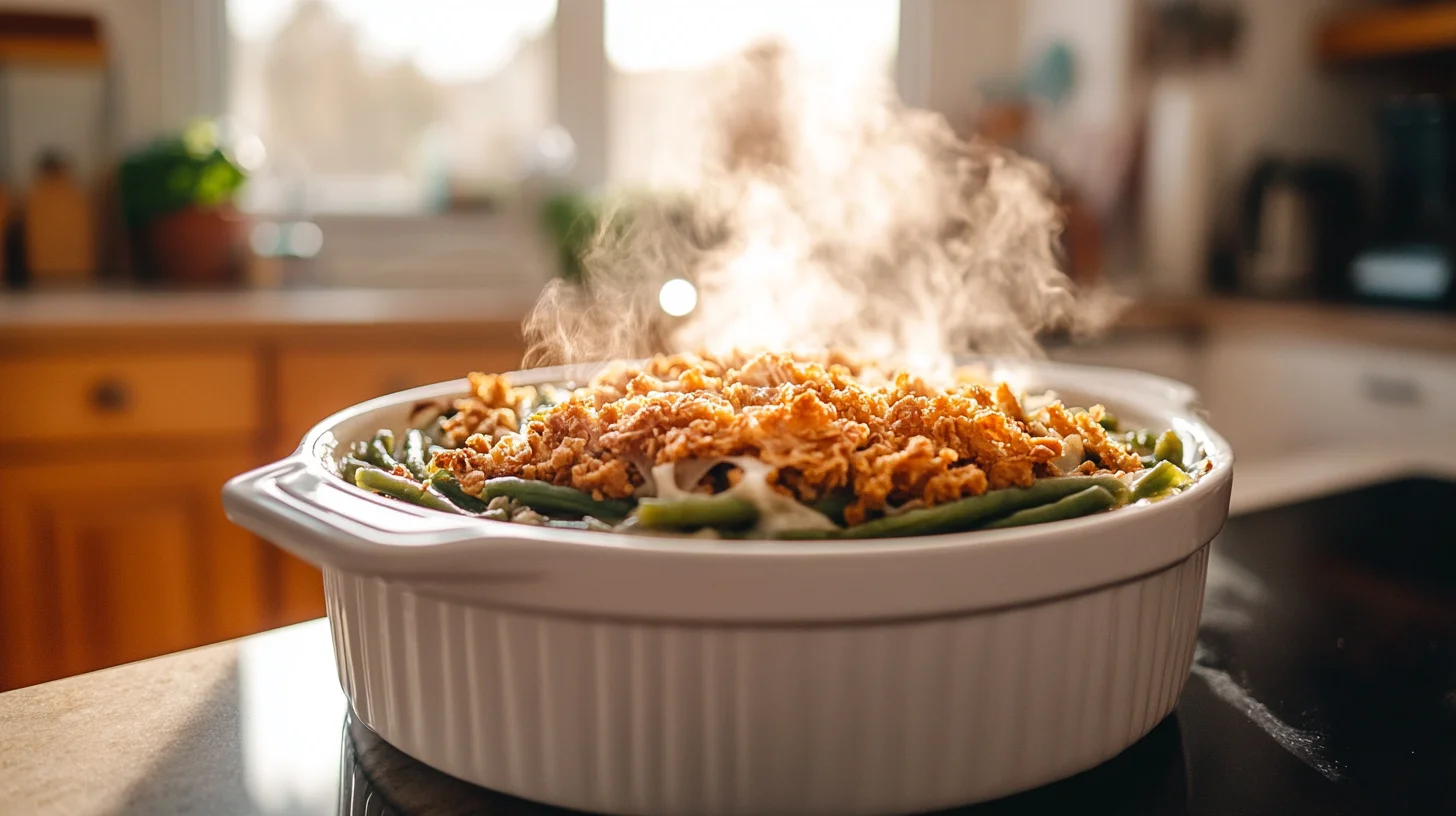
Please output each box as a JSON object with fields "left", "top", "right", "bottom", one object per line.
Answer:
{"left": 139, "top": 205, "right": 247, "bottom": 287}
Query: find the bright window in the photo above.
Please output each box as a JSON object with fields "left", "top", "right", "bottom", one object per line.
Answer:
{"left": 604, "top": 0, "right": 899, "bottom": 189}
{"left": 228, "top": 0, "right": 557, "bottom": 215}
{"left": 225, "top": 0, "right": 902, "bottom": 237}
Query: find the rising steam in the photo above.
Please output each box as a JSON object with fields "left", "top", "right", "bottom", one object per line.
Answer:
{"left": 525, "top": 43, "right": 1120, "bottom": 377}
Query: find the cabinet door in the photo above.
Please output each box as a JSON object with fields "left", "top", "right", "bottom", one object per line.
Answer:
{"left": 0, "top": 454, "right": 266, "bottom": 689}
{"left": 276, "top": 345, "right": 524, "bottom": 452}
{"left": 1202, "top": 330, "right": 1456, "bottom": 461}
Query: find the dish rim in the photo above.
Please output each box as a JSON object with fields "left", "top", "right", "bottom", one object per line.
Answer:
{"left": 285, "top": 358, "right": 1233, "bottom": 557}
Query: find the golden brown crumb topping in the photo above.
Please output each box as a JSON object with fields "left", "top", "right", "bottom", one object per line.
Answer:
{"left": 434, "top": 351, "right": 1141, "bottom": 524}
{"left": 440, "top": 373, "right": 531, "bottom": 447}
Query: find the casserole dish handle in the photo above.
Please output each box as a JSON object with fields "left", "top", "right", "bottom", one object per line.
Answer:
{"left": 222, "top": 455, "right": 506, "bottom": 573}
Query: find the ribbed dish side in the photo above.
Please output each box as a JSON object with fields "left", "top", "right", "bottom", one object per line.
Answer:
{"left": 322, "top": 547, "right": 1208, "bottom": 816}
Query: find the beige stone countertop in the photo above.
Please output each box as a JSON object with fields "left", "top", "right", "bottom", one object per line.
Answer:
{"left": 0, "top": 620, "right": 344, "bottom": 815}
{"left": 0, "top": 619, "right": 578, "bottom": 815}
{"left": 3, "top": 288, "right": 1453, "bottom": 354}
{"left": 1118, "top": 295, "right": 1456, "bottom": 354}
{"left": 0, "top": 287, "right": 540, "bottom": 348}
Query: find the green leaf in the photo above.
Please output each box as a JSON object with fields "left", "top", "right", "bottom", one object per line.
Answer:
{"left": 118, "top": 119, "right": 248, "bottom": 229}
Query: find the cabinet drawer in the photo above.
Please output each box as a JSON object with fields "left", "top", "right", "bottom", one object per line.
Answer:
{"left": 1203, "top": 331, "right": 1456, "bottom": 458}
{"left": 0, "top": 351, "right": 261, "bottom": 444}
{"left": 277, "top": 344, "right": 523, "bottom": 450}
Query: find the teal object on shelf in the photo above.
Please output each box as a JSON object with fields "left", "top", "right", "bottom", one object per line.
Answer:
{"left": 1025, "top": 42, "right": 1075, "bottom": 107}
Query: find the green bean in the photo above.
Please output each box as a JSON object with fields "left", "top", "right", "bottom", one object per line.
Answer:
{"left": 1131, "top": 459, "right": 1192, "bottom": 501}
{"left": 809, "top": 490, "right": 854, "bottom": 525}
{"left": 428, "top": 471, "right": 490, "bottom": 513}
{"left": 481, "top": 477, "right": 635, "bottom": 521}
{"left": 634, "top": 496, "right": 760, "bottom": 531}
{"left": 1123, "top": 430, "right": 1158, "bottom": 454}
{"left": 985, "top": 486, "right": 1118, "bottom": 529}
{"left": 774, "top": 528, "right": 835, "bottom": 540}
{"left": 837, "top": 475, "right": 1129, "bottom": 539}
{"left": 1153, "top": 430, "right": 1184, "bottom": 468}
{"left": 400, "top": 429, "right": 431, "bottom": 480}
{"left": 338, "top": 455, "right": 372, "bottom": 484}
{"left": 356, "top": 467, "right": 463, "bottom": 514}
{"left": 360, "top": 430, "right": 401, "bottom": 471}
{"left": 367, "top": 439, "right": 401, "bottom": 471}
{"left": 1097, "top": 413, "right": 1120, "bottom": 433}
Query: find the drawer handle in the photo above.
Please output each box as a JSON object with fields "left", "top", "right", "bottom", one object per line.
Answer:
{"left": 1363, "top": 374, "right": 1422, "bottom": 407}
{"left": 90, "top": 379, "right": 132, "bottom": 413}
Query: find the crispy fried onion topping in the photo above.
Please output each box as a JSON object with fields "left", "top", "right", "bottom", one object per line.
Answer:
{"left": 435, "top": 351, "right": 1140, "bottom": 525}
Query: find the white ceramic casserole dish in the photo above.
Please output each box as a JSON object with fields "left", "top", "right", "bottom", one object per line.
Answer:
{"left": 223, "top": 360, "right": 1232, "bottom": 816}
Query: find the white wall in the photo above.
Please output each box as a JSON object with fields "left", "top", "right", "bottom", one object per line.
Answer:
{"left": 11, "top": 0, "right": 1390, "bottom": 226}
{"left": 1018, "top": 0, "right": 1139, "bottom": 215}
{"left": 1020, "top": 0, "right": 1136, "bottom": 132}
{"left": 3, "top": 67, "right": 106, "bottom": 186}
{"left": 1007, "top": 0, "right": 1393, "bottom": 284}
{"left": 898, "top": 0, "right": 1024, "bottom": 128}
{"left": 1201, "top": 0, "right": 1390, "bottom": 216}
{"left": 3, "top": 0, "right": 225, "bottom": 152}
{"left": 1015, "top": 0, "right": 1389, "bottom": 218}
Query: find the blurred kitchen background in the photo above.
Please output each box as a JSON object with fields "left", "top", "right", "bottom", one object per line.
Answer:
{"left": 1, "top": 0, "right": 1453, "bottom": 690}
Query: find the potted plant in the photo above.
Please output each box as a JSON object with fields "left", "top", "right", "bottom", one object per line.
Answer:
{"left": 117, "top": 119, "right": 248, "bottom": 287}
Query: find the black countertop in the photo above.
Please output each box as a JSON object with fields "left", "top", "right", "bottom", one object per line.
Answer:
{"left": 2, "top": 478, "right": 1453, "bottom": 815}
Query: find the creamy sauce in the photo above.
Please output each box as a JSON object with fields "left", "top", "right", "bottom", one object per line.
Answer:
{"left": 648, "top": 458, "right": 838, "bottom": 534}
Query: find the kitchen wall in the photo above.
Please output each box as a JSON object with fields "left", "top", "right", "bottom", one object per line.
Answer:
{"left": 9, "top": 0, "right": 1393, "bottom": 181}
{"left": 898, "top": 0, "right": 1025, "bottom": 126}
{"left": 1021, "top": 0, "right": 1136, "bottom": 131}
{"left": 1013, "top": 0, "right": 1392, "bottom": 229}
{"left": 1019, "top": 0, "right": 1139, "bottom": 219}
{"left": 4, "top": 0, "right": 225, "bottom": 152}
{"left": 3, "top": 0, "right": 1406, "bottom": 294}
{"left": 1198, "top": 0, "right": 1392, "bottom": 213}
{"left": 2, "top": 57, "right": 105, "bottom": 188}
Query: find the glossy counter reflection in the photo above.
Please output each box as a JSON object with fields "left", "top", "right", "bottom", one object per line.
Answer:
{"left": 340, "top": 709, "right": 1189, "bottom": 816}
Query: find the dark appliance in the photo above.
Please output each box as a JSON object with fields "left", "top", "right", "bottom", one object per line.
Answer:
{"left": 1351, "top": 95, "right": 1456, "bottom": 308}
{"left": 1236, "top": 156, "right": 1363, "bottom": 300}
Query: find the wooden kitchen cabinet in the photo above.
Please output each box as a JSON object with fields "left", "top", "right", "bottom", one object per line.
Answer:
{"left": 0, "top": 350, "right": 259, "bottom": 443}
{"left": 0, "top": 292, "right": 528, "bottom": 690}
{"left": 275, "top": 346, "right": 523, "bottom": 456}
{"left": 0, "top": 453, "right": 267, "bottom": 689}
